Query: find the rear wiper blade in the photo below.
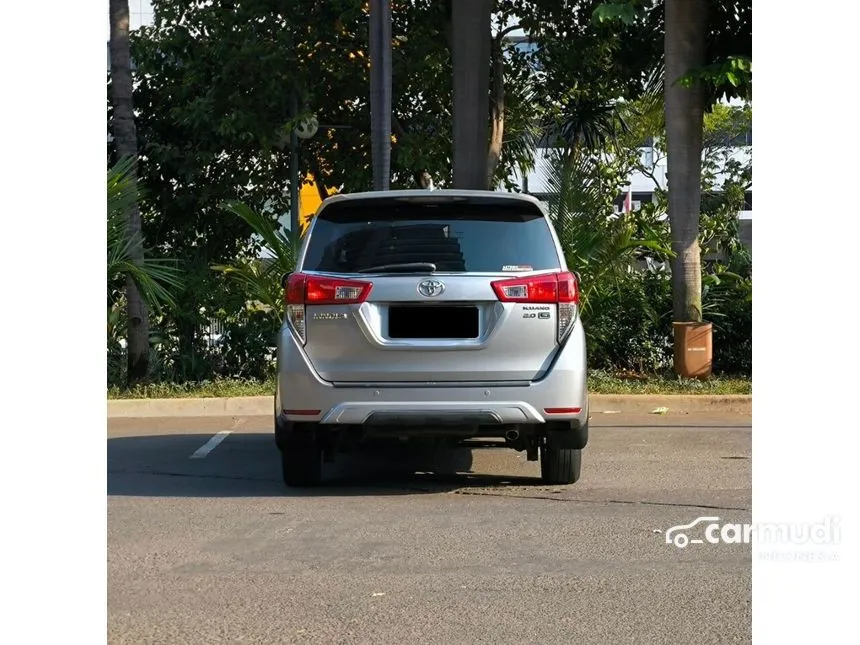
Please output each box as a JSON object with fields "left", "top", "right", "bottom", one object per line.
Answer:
{"left": 357, "top": 262, "right": 437, "bottom": 273}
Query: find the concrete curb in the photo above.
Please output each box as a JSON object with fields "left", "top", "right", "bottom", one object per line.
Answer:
{"left": 588, "top": 394, "right": 751, "bottom": 416}
{"left": 108, "top": 396, "right": 273, "bottom": 419}
{"left": 107, "top": 393, "right": 751, "bottom": 419}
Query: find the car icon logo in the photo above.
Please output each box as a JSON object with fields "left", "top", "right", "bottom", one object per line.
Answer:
{"left": 665, "top": 516, "right": 721, "bottom": 548}
{"left": 417, "top": 279, "right": 445, "bottom": 297}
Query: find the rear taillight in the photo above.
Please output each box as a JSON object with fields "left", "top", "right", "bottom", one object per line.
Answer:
{"left": 284, "top": 273, "right": 373, "bottom": 344}
{"left": 491, "top": 273, "right": 560, "bottom": 303}
{"left": 555, "top": 272, "right": 578, "bottom": 343}
{"left": 491, "top": 271, "right": 579, "bottom": 342}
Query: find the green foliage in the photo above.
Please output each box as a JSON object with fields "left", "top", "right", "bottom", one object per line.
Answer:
{"left": 703, "top": 266, "right": 751, "bottom": 374}
{"left": 591, "top": 0, "right": 752, "bottom": 103}
{"left": 108, "top": 157, "right": 184, "bottom": 387}
{"left": 124, "top": 1, "right": 548, "bottom": 384}
{"left": 703, "top": 102, "right": 751, "bottom": 150}
{"left": 576, "top": 216, "right": 751, "bottom": 376}
{"left": 205, "top": 200, "right": 303, "bottom": 380}
{"left": 585, "top": 268, "right": 675, "bottom": 373}
{"left": 700, "top": 163, "right": 752, "bottom": 375}
{"left": 212, "top": 201, "right": 301, "bottom": 326}
{"left": 588, "top": 370, "right": 751, "bottom": 395}
{"left": 541, "top": 98, "right": 752, "bottom": 376}
{"left": 592, "top": 1, "right": 640, "bottom": 26}
{"left": 508, "top": 0, "right": 662, "bottom": 155}
{"left": 212, "top": 308, "right": 280, "bottom": 380}
{"left": 701, "top": 1, "right": 752, "bottom": 102}
{"left": 132, "top": 1, "right": 541, "bottom": 199}
{"left": 154, "top": 273, "right": 280, "bottom": 383}
{"left": 107, "top": 157, "right": 183, "bottom": 313}
{"left": 678, "top": 56, "right": 752, "bottom": 98}
{"left": 542, "top": 147, "right": 673, "bottom": 373}
{"left": 544, "top": 148, "right": 672, "bottom": 315}
{"left": 107, "top": 373, "right": 750, "bottom": 399}
{"left": 106, "top": 0, "right": 753, "bottom": 387}
{"left": 108, "top": 377, "right": 278, "bottom": 400}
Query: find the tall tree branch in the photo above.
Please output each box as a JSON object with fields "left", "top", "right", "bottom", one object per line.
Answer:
{"left": 487, "top": 32, "right": 506, "bottom": 185}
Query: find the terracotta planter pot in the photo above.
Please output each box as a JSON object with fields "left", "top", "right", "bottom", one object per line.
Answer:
{"left": 673, "top": 321, "right": 713, "bottom": 379}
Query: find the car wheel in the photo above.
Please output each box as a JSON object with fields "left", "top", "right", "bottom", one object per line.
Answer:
{"left": 280, "top": 431, "right": 323, "bottom": 487}
{"left": 540, "top": 444, "right": 582, "bottom": 485}
{"left": 274, "top": 416, "right": 289, "bottom": 451}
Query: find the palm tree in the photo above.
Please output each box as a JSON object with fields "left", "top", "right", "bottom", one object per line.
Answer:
{"left": 109, "top": 0, "right": 149, "bottom": 384}
{"left": 544, "top": 149, "right": 671, "bottom": 317}
{"left": 108, "top": 159, "right": 183, "bottom": 388}
{"left": 213, "top": 202, "right": 302, "bottom": 327}
{"left": 369, "top": 0, "right": 392, "bottom": 190}
{"left": 451, "top": 0, "right": 493, "bottom": 189}
{"left": 108, "top": 158, "right": 183, "bottom": 338}
{"left": 552, "top": 98, "right": 631, "bottom": 161}
{"left": 664, "top": 0, "right": 707, "bottom": 322}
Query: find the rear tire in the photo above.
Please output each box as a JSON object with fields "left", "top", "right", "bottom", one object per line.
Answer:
{"left": 540, "top": 444, "right": 582, "bottom": 485}
{"left": 280, "top": 432, "right": 323, "bottom": 487}
{"left": 274, "top": 416, "right": 289, "bottom": 451}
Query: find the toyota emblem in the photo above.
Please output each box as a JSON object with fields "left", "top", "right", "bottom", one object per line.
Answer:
{"left": 417, "top": 279, "right": 446, "bottom": 298}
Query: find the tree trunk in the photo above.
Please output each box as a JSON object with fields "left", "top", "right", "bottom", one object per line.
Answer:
{"left": 487, "top": 33, "right": 505, "bottom": 186}
{"left": 289, "top": 90, "right": 300, "bottom": 234}
{"left": 665, "top": 0, "right": 707, "bottom": 323}
{"left": 369, "top": 0, "right": 392, "bottom": 190}
{"left": 452, "top": 0, "right": 492, "bottom": 190}
{"left": 109, "top": 0, "right": 150, "bottom": 385}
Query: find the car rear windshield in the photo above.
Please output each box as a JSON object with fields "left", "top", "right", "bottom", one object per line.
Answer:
{"left": 301, "top": 201, "right": 562, "bottom": 273}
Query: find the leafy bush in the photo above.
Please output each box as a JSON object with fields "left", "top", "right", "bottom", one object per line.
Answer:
{"left": 699, "top": 155, "right": 752, "bottom": 375}
{"left": 107, "top": 158, "right": 183, "bottom": 387}
{"left": 584, "top": 267, "right": 674, "bottom": 373}
{"left": 106, "top": 171, "right": 751, "bottom": 387}
{"left": 212, "top": 201, "right": 302, "bottom": 326}
{"left": 107, "top": 157, "right": 183, "bottom": 315}
{"left": 543, "top": 145, "right": 751, "bottom": 377}
{"left": 542, "top": 149, "right": 674, "bottom": 372}
{"left": 583, "top": 261, "right": 751, "bottom": 375}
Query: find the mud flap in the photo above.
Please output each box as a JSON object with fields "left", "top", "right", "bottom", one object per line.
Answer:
{"left": 546, "top": 419, "right": 588, "bottom": 450}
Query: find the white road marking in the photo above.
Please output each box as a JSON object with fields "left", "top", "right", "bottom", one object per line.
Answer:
{"left": 189, "top": 431, "right": 233, "bottom": 459}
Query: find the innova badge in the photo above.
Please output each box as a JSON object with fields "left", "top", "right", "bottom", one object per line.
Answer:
{"left": 417, "top": 279, "right": 446, "bottom": 297}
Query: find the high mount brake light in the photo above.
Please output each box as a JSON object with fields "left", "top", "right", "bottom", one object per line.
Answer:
{"left": 491, "top": 272, "right": 579, "bottom": 342}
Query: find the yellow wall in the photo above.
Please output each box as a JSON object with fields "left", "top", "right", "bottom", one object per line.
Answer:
{"left": 299, "top": 174, "right": 338, "bottom": 235}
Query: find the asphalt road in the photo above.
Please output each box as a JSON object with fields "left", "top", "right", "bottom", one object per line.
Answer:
{"left": 108, "top": 412, "right": 752, "bottom": 644}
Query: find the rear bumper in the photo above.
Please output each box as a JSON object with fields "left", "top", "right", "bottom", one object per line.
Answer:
{"left": 276, "top": 322, "right": 588, "bottom": 427}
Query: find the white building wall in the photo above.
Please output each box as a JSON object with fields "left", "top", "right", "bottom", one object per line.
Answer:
{"left": 509, "top": 145, "right": 752, "bottom": 211}
{"left": 106, "top": 0, "right": 154, "bottom": 39}
{"left": 106, "top": 0, "right": 155, "bottom": 68}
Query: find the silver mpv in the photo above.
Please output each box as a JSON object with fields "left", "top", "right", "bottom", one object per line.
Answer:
{"left": 275, "top": 190, "right": 589, "bottom": 486}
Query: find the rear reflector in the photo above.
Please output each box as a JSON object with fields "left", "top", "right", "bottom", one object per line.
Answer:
{"left": 286, "top": 304, "right": 306, "bottom": 343}
{"left": 282, "top": 409, "right": 322, "bottom": 416}
{"left": 544, "top": 407, "right": 582, "bottom": 414}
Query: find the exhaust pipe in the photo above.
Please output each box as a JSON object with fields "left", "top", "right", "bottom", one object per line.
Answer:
{"left": 505, "top": 428, "right": 520, "bottom": 442}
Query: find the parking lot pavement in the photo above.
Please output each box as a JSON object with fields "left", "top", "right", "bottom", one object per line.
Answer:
{"left": 108, "top": 412, "right": 752, "bottom": 644}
